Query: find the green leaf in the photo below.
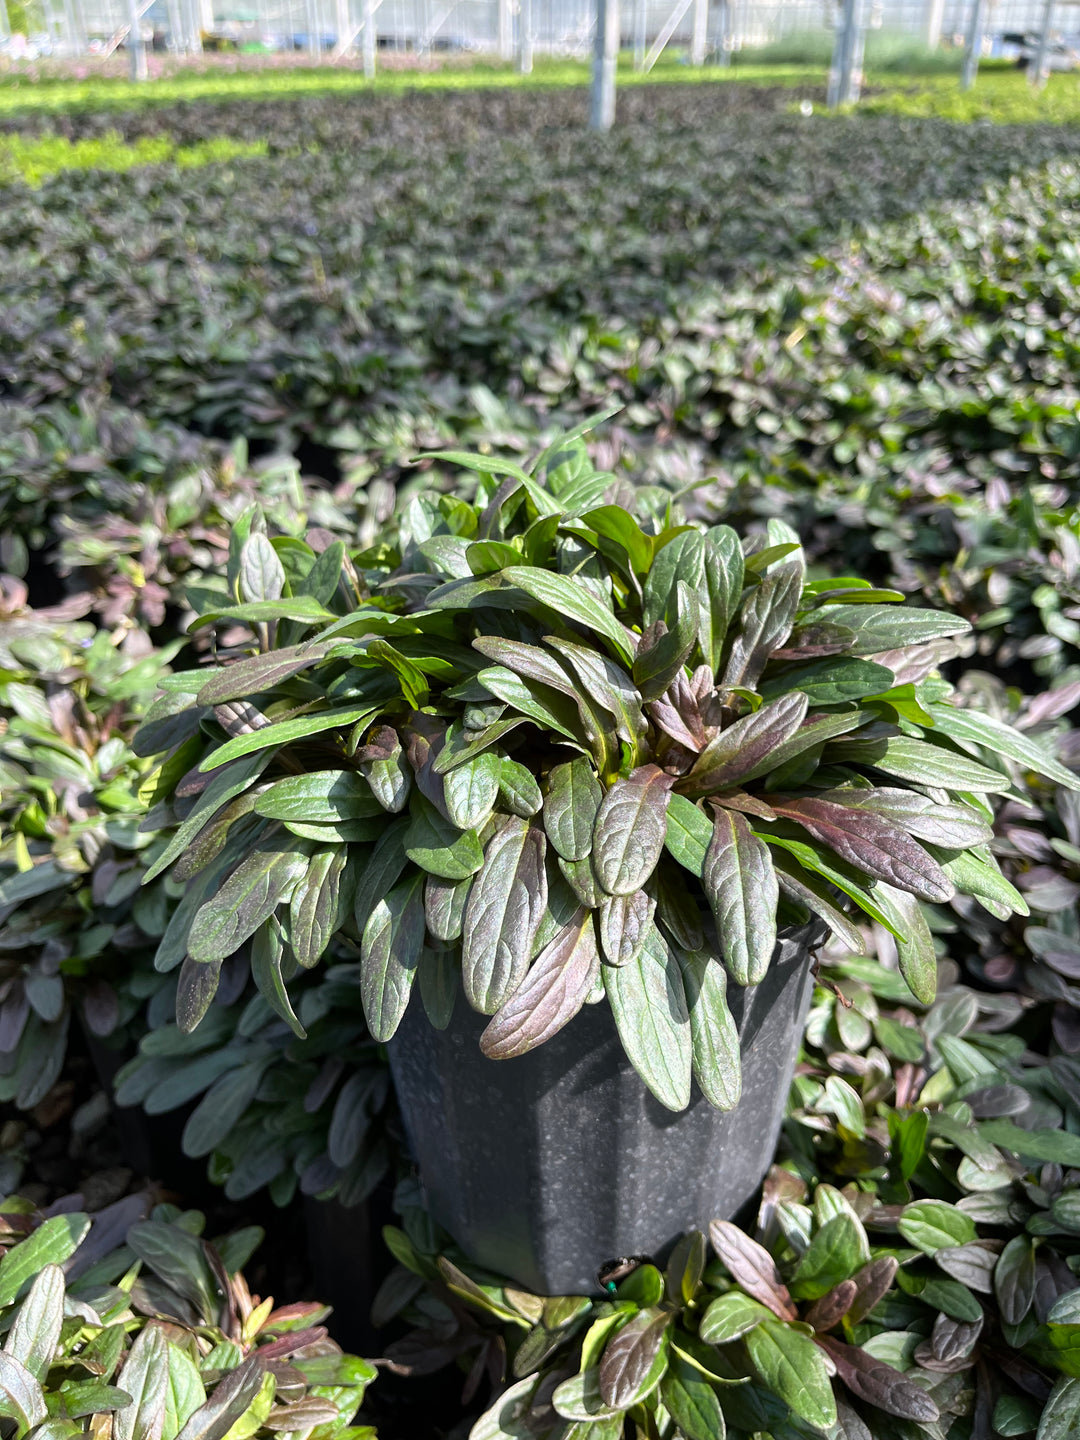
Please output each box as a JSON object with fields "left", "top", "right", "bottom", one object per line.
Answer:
{"left": 462, "top": 818, "right": 548, "bottom": 1013}
{"left": 254, "top": 770, "right": 381, "bottom": 824}
{"left": 789, "top": 1213, "right": 870, "bottom": 1300}
{"left": 821, "top": 605, "right": 969, "bottom": 653}
{"left": 977, "top": 1121, "right": 1080, "bottom": 1166}
{"left": 546, "top": 636, "right": 646, "bottom": 757}
{"left": 939, "top": 848, "right": 1030, "bottom": 919}
{"left": 360, "top": 873, "right": 425, "bottom": 1042}
{"left": 424, "top": 874, "right": 472, "bottom": 943}
{"left": 633, "top": 583, "right": 698, "bottom": 703}
{"left": 203, "top": 704, "right": 380, "bottom": 770}
{"left": 163, "top": 1344, "right": 206, "bottom": 1440}
{"left": 127, "top": 1222, "right": 219, "bottom": 1318}
{"left": 403, "top": 797, "right": 485, "bottom": 881}
{"left": 829, "top": 734, "right": 1013, "bottom": 793}
{"left": 543, "top": 757, "right": 604, "bottom": 863}
{"left": 250, "top": 919, "right": 305, "bottom": 1038}
{"left": 702, "top": 807, "right": 777, "bottom": 987}
{"left": 187, "top": 841, "right": 310, "bottom": 964}
{"left": 289, "top": 847, "right": 348, "bottom": 969}
{"left": 874, "top": 882, "right": 938, "bottom": 1005}
{"left": 760, "top": 657, "right": 895, "bottom": 705}
{"left": 659, "top": 1354, "right": 725, "bottom": 1440}
{"left": 192, "top": 642, "right": 335, "bottom": 708}
{"left": 581, "top": 506, "right": 654, "bottom": 577}
{"left": 744, "top": 1320, "right": 837, "bottom": 1431}
{"left": 476, "top": 665, "right": 582, "bottom": 742}
{"left": 501, "top": 567, "right": 633, "bottom": 664}
{"left": 664, "top": 794, "right": 713, "bottom": 878}
{"left": 0, "top": 1215, "right": 90, "bottom": 1307}
{"left": 1038, "top": 1378, "right": 1080, "bottom": 1440}
{"left": 928, "top": 703, "right": 1080, "bottom": 791}
{"left": 5, "top": 1263, "right": 64, "bottom": 1382}
{"left": 480, "top": 910, "right": 598, "bottom": 1058}
{"left": 498, "top": 758, "right": 543, "bottom": 818}
{"left": 605, "top": 928, "right": 691, "bottom": 1111}
{"left": 593, "top": 766, "right": 673, "bottom": 897}
{"left": 0, "top": 1352, "right": 46, "bottom": 1435}
{"left": 700, "top": 527, "right": 745, "bottom": 675}
{"left": 192, "top": 597, "right": 336, "bottom": 629}
{"left": 182, "top": 1060, "right": 270, "bottom": 1158}
{"left": 897, "top": 1200, "right": 976, "bottom": 1254}
{"left": 143, "top": 752, "right": 271, "bottom": 884}
{"left": 995, "top": 1236, "right": 1038, "bottom": 1327}
{"left": 115, "top": 1324, "right": 170, "bottom": 1440}
{"left": 699, "top": 1292, "right": 776, "bottom": 1344}
{"left": 443, "top": 751, "right": 501, "bottom": 831}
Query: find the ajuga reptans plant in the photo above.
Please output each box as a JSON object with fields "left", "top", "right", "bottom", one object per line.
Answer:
{"left": 134, "top": 425, "right": 1079, "bottom": 1112}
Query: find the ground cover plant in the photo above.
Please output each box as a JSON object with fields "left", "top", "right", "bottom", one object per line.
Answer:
{"left": 374, "top": 937, "right": 1080, "bottom": 1440}
{"left": 3, "top": 85, "right": 1080, "bottom": 684}
{"left": 130, "top": 437, "right": 1075, "bottom": 1114}
{"left": 0, "top": 1190, "right": 378, "bottom": 1440}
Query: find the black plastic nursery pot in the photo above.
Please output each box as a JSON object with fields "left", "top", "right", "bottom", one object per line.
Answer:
{"left": 388, "top": 921, "right": 825, "bottom": 1296}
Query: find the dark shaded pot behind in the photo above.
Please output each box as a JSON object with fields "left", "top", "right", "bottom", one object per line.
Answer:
{"left": 388, "top": 922, "right": 825, "bottom": 1295}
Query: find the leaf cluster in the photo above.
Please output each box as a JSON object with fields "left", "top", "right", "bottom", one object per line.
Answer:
{"left": 0, "top": 1192, "right": 377, "bottom": 1440}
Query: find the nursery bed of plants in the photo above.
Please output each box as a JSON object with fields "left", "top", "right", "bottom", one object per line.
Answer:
{"left": 2, "top": 71, "right": 1080, "bottom": 1440}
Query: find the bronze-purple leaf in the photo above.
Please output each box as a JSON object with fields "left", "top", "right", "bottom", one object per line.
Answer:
{"left": 599, "top": 891, "right": 657, "bottom": 967}
{"left": 592, "top": 765, "right": 675, "bottom": 897}
{"left": 480, "top": 910, "right": 599, "bottom": 1058}
{"left": 845, "top": 1256, "right": 899, "bottom": 1326}
{"left": 769, "top": 796, "right": 954, "bottom": 903}
{"left": 708, "top": 1220, "right": 797, "bottom": 1321}
{"left": 462, "top": 819, "right": 548, "bottom": 1014}
{"left": 721, "top": 561, "right": 803, "bottom": 690}
{"left": 598, "top": 1306, "right": 672, "bottom": 1409}
{"left": 680, "top": 693, "right": 809, "bottom": 797}
{"left": 804, "top": 1279, "right": 857, "bottom": 1334}
{"left": 816, "top": 1336, "right": 940, "bottom": 1423}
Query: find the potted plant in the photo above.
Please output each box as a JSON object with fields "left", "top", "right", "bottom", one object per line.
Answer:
{"left": 133, "top": 426, "right": 1076, "bottom": 1294}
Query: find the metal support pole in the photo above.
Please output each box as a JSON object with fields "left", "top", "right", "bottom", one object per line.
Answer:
{"left": 924, "top": 0, "right": 944, "bottom": 47}
{"left": 690, "top": 0, "right": 706, "bottom": 63}
{"left": 498, "top": 0, "right": 511, "bottom": 57}
{"left": 517, "top": 0, "right": 532, "bottom": 72}
{"left": 362, "top": 0, "right": 375, "bottom": 71}
{"left": 334, "top": 0, "right": 348, "bottom": 50}
{"left": 126, "top": 0, "right": 148, "bottom": 78}
{"left": 1031, "top": 0, "right": 1054, "bottom": 86}
{"left": 165, "top": 0, "right": 182, "bottom": 48}
{"left": 961, "top": 0, "right": 985, "bottom": 88}
{"left": 715, "top": 0, "right": 730, "bottom": 62}
{"left": 306, "top": 0, "right": 321, "bottom": 55}
{"left": 589, "top": 0, "right": 617, "bottom": 129}
{"left": 632, "top": 0, "right": 645, "bottom": 68}
{"left": 827, "top": 0, "right": 862, "bottom": 106}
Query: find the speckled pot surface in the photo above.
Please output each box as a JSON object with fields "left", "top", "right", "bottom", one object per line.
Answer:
{"left": 388, "top": 922, "right": 825, "bottom": 1295}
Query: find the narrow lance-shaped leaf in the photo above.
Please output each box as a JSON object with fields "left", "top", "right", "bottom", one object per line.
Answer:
{"left": 814, "top": 787, "right": 994, "bottom": 848}
{"left": 702, "top": 807, "right": 778, "bottom": 987}
{"left": 289, "top": 847, "right": 347, "bottom": 969}
{"left": 769, "top": 796, "right": 954, "bottom": 903}
{"left": 0, "top": 1353, "right": 46, "bottom": 1435}
{"left": 708, "top": 1221, "right": 797, "bottom": 1321}
{"left": 360, "top": 874, "right": 426, "bottom": 1042}
{"left": 874, "top": 882, "right": 937, "bottom": 1005}
{"left": 816, "top": 1336, "right": 939, "bottom": 1423}
{"left": 592, "top": 765, "right": 674, "bottom": 897}
{"left": 598, "top": 1307, "right": 672, "bottom": 1410}
{"left": 546, "top": 635, "right": 647, "bottom": 755}
{"left": 744, "top": 1321, "right": 837, "bottom": 1431}
{"left": 500, "top": 567, "right": 634, "bottom": 664}
{"left": 442, "top": 751, "right": 501, "bottom": 831}
{"left": 681, "top": 691, "right": 808, "bottom": 798}
{"left": 676, "top": 948, "right": 741, "bottom": 1112}
{"left": 4, "top": 1264, "right": 64, "bottom": 1382}
{"left": 598, "top": 892, "right": 656, "bottom": 968}
{"left": 480, "top": 910, "right": 599, "bottom": 1059}
{"left": 721, "top": 561, "right": 803, "bottom": 690}
{"left": 543, "top": 757, "right": 603, "bottom": 862}
{"left": 633, "top": 583, "right": 698, "bottom": 704}
{"left": 250, "top": 919, "right": 305, "bottom": 1039}
{"left": 605, "top": 928, "right": 691, "bottom": 1111}
{"left": 462, "top": 819, "right": 548, "bottom": 1013}
{"left": 187, "top": 841, "right": 311, "bottom": 964}
{"left": 700, "top": 526, "right": 745, "bottom": 673}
